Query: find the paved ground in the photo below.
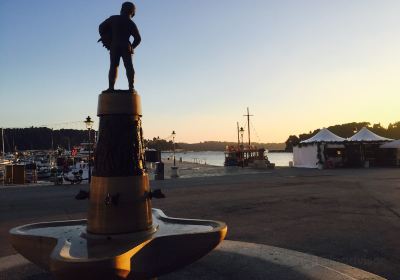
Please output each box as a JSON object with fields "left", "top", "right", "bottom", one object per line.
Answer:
{"left": 1, "top": 167, "right": 399, "bottom": 279}
{"left": 0, "top": 240, "right": 384, "bottom": 280}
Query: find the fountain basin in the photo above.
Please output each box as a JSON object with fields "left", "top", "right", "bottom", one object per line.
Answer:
{"left": 10, "top": 208, "right": 227, "bottom": 279}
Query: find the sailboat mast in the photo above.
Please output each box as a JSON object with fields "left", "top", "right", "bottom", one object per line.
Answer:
{"left": 247, "top": 108, "right": 250, "bottom": 146}
{"left": 237, "top": 122, "right": 240, "bottom": 148}
{"left": 1, "top": 128, "right": 4, "bottom": 160}
{"left": 244, "top": 107, "right": 253, "bottom": 146}
{"left": 2, "top": 128, "right": 4, "bottom": 187}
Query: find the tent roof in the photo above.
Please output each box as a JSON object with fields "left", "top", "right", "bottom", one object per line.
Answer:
{"left": 301, "top": 128, "right": 345, "bottom": 143}
{"left": 348, "top": 127, "right": 392, "bottom": 142}
{"left": 380, "top": 139, "right": 400, "bottom": 148}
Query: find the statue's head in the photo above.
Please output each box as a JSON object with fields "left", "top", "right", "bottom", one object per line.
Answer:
{"left": 121, "top": 2, "right": 136, "bottom": 18}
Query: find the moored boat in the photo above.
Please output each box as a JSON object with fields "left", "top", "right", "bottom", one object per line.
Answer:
{"left": 224, "top": 108, "right": 275, "bottom": 169}
{"left": 224, "top": 145, "right": 274, "bottom": 168}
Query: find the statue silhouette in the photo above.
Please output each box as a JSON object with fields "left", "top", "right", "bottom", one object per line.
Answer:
{"left": 99, "top": 2, "right": 141, "bottom": 91}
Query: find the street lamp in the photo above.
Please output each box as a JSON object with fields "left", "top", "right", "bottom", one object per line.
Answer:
{"left": 239, "top": 127, "right": 245, "bottom": 146}
{"left": 84, "top": 116, "right": 94, "bottom": 183}
{"left": 172, "top": 130, "right": 176, "bottom": 166}
{"left": 239, "top": 127, "right": 245, "bottom": 167}
{"left": 170, "top": 130, "right": 179, "bottom": 178}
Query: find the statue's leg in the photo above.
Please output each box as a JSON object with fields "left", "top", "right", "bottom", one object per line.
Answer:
{"left": 109, "top": 49, "right": 121, "bottom": 90}
{"left": 122, "top": 52, "right": 134, "bottom": 90}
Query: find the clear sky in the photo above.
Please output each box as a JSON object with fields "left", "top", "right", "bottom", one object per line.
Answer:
{"left": 1, "top": 0, "right": 399, "bottom": 143}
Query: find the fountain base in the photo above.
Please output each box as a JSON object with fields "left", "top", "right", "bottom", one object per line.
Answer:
{"left": 10, "top": 209, "right": 227, "bottom": 279}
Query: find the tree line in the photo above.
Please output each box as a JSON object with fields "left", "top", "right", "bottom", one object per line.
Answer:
{"left": 145, "top": 138, "right": 285, "bottom": 151}
{"left": 0, "top": 129, "right": 286, "bottom": 153}
{"left": 284, "top": 122, "right": 400, "bottom": 152}
{"left": 7, "top": 122, "right": 398, "bottom": 153}
{"left": 0, "top": 127, "right": 91, "bottom": 152}
{"left": 177, "top": 141, "right": 284, "bottom": 151}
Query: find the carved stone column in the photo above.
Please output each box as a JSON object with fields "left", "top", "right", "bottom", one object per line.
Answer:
{"left": 87, "top": 90, "right": 152, "bottom": 234}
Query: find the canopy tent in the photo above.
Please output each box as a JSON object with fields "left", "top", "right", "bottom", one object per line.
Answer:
{"left": 300, "top": 128, "right": 346, "bottom": 143}
{"left": 294, "top": 128, "right": 345, "bottom": 168}
{"left": 348, "top": 127, "right": 392, "bottom": 142}
{"left": 345, "top": 127, "right": 393, "bottom": 167}
{"left": 294, "top": 127, "right": 396, "bottom": 168}
{"left": 379, "top": 140, "right": 400, "bottom": 166}
{"left": 380, "top": 140, "right": 400, "bottom": 149}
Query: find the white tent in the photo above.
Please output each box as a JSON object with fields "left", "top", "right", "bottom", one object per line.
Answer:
{"left": 380, "top": 140, "right": 400, "bottom": 166}
{"left": 300, "top": 128, "right": 346, "bottom": 143}
{"left": 348, "top": 127, "right": 392, "bottom": 142}
{"left": 293, "top": 128, "right": 345, "bottom": 168}
{"left": 293, "top": 145, "right": 320, "bottom": 168}
{"left": 380, "top": 140, "right": 400, "bottom": 149}
{"left": 345, "top": 128, "right": 393, "bottom": 167}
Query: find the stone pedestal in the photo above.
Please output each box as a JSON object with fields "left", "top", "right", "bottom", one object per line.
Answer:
{"left": 88, "top": 90, "right": 152, "bottom": 234}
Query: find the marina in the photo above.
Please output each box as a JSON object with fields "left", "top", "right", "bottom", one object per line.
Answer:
{"left": 0, "top": 145, "right": 93, "bottom": 186}
{"left": 1, "top": 150, "right": 293, "bottom": 185}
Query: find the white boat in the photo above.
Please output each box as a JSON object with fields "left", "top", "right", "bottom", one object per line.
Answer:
{"left": 63, "top": 161, "right": 93, "bottom": 184}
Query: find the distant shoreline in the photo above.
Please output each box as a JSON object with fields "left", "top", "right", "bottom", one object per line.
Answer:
{"left": 161, "top": 149, "right": 289, "bottom": 153}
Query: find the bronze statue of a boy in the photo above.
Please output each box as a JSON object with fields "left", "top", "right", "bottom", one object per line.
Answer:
{"left": 99, "top": 2, "right": 141, "bottom": 91}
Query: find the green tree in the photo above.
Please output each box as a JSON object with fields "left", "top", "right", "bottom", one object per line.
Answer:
{"left": 285, "top": 135, "right": 300, "bottom": 152}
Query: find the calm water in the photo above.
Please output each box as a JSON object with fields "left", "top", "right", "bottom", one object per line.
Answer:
{"left": 162, "top": 151, "right": 293, "bottom": 167}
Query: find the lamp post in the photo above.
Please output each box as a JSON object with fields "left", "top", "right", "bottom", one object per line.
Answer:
{"left": 172, "top": 130, "right": 176, "bottom": 166}
{"left": 170, "top": 130, "right": 179, "bottom": 178}
{"left": 239, "top": 127, "right": 245, "bottom": 168}
{"left": 84, "top": 116, "right": 94, "bottom": 183}
{"left": 239, "top": 127, "right": 244, "bottom": 146}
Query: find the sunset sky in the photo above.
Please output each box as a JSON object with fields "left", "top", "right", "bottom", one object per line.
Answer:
{"left": 1, "top": 1, "right": 399, "bottom": 143}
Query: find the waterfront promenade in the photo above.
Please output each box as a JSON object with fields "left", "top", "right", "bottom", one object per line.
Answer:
{"left": 1, "top": 167, "right": 399, "bottom": 279}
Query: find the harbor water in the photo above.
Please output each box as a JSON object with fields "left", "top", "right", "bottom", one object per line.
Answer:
{"left": 162, "top": 151, "right": 293, "bottom": 167}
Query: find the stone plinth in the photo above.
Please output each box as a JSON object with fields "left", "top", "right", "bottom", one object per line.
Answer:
{"left": 88, "top": 90, "right": 152, "bottom": 234}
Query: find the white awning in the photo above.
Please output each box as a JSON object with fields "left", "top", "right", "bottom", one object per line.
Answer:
{"left": 380, "top": 140, "right": 400, "bottom": 149}
{"left": 301, "top": 128, "right": 345, "bottom": 144}
{"left": 348, "top": 127, "right": 392, "bottom": 142}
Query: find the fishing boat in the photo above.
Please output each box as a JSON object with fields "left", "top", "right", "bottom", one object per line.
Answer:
{"left": 224, "top": 145, "right": 269, "bottom": 167}
{"left": 224, "top": 108, "right": 274, "bottom": 168}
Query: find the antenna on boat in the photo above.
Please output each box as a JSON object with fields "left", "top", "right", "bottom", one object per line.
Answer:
{"left": 1, "top": 128, "right": 4, "bottom": 160}
{"left": 244, "top": 107, "right": 253, "bottom": 146}
{"left": 237, "top": 122, "right": 240, "bottom": 148}
{"left": 2, "top": 128, "right": 4, "bottom": 186}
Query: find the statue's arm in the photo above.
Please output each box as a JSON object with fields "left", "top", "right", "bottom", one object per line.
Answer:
{"left": 130, "top": 22, "right": 141, "bottom": 49}
{"left": 99, "top": 18, "right": 110, "bottom": 35}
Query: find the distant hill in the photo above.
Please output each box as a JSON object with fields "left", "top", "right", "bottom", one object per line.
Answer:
{"left": 284, "top": 121, "right": 400, "bottom": 152}
{"left": 176, "top": 141, "right": 285, "bottom": 152}
{"left": 5, "top": 122, "right": 398, "bottom": 154}
{"left": 0, "top": 127, "right": 90, "bottom": 152}
{"left": 145, "top": 138, "right": 285, "bottom": 152}
{"left": 0, "top": 128, "right": 285, "bottom": 152}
